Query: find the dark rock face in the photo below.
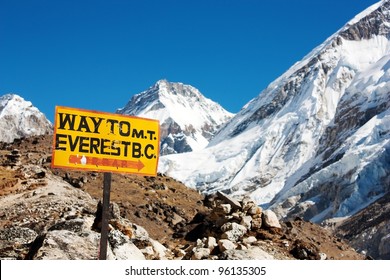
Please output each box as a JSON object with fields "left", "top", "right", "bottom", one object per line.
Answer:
{"left": 335, "top": 192, "right": 390, "bottom": 259}
{"left": 317, "top": 92, "right": 390, "bottom": 161}
{"left": 339, "top": 1, "right": 390, "bottom": 40}
{"left": 159, "top": 118, "right": 193, "bottom": 155}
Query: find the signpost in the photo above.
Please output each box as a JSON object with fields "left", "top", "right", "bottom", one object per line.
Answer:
{"left": 51, "top": 106, "right": 160, "bottom": 259}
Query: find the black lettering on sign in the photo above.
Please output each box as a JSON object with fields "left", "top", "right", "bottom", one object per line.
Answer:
{"left": 132, "top": 128, "right": 144, "bottom": 139}
{"left": 58, "top": 113, "right": 104, "bottom": 134}
{"left": 146, "top": 130, "right": 156, "bottom": 140}
{"left": 55, "top": 132, "right": 159, "bottom": 163}
{"left": 58, "top": 113, "right": 77, "bottom": 131}
{"left": 90, "top": 137, "right": 100, "bottom": 154}
{"left": 106, "top": 119, "right": 118, "bottom": 134}
{"left": 119, "top": 121, "right": 130, "bottom": 136}
{"left": 55, "top": 133, "right": 67, "bottom": 150}
{"left": 90, "top": 117, "right": 103, "bottom": 133}
{"left": 68, "top": 135, "right": 79, "bottom": 151}
{"left": 111, "top": 141, "right": 121, "bottom": 156}
{"left": 77, "top": 116, "right": 91, "bottom": 133}
{"left": 100, "top": 139, "right": 110, "bottom": 155}
{"left": 144, "top": 144, "right": 155, "bottom": 159}
{"left": 79, "top": 136, "right": 89, "bottom": 153}
{"left": 122, "top": 141, "right": 131, "bottom": 157}
{"left": 132, "top": 142, "right": 142, "bottom": 158}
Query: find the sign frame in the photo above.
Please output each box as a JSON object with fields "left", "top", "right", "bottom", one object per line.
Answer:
{"left": 51, "top": 106, "right": 160, "bottom": 176}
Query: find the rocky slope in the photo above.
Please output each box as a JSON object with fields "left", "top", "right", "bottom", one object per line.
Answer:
{"left": 0, "top": 94, "right": 52, "bottom": 143}
{"left": 0, "top": 135, "right": 364, "bottom": 260}
{"left": 334, "top": 191, "right": 390, "bottom": 259}
{"left": 117, "top": 80, "right": 234, "bottom": 155}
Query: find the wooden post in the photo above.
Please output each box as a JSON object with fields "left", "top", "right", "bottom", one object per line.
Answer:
{"left": 99, "top": 172, "right": 112, "bottom": 260}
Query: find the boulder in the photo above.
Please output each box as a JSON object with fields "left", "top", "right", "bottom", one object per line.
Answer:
{"left": 240, "top": 215, "right": 253, "bottom": 230}
{"left": 220, "top": 204, "right": 232, "bottom": 214}
{"left": 262, "top": 209, "right": 281, "bottom": 229}
{"left": 0, "top": 227, "right": 38, "bottom": 259}
{"left": 34, "top": 230, "right": 100, "bottom": 260}
{"left": 206, "top": 236, "right": 218, "bottom": 250}
{"left": 150, "top": 239, "right": 170, "bottom": 260}
{"left": 243, "top": 236, "right": 257, "bottom": 245}
{"left": 218, "top": 239, "right": 237, "bottom": 252}
{"left": 220, "top": 247, "right": 274, "bottom": 260}
{"left": 221, "top": 222, "right": 247, "bottom": 242}
{"left": 216, "top": 191, "right": 241, "bottom": 210}
{"left": 248, "top": 204, "right": 262, "bottom": 216}
{"left": 108, "top": 229, "right": 146, "bottom": 260}
{"left": 191, "top": 247, "right": 211, "bottom": 260}
{"left": 251, "top": 214, "right": 263, "bottom": 230}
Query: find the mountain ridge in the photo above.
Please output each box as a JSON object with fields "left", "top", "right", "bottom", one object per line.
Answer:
{"left": 117, "top": 79, "right": 234, "bottom": 155}
{"left": 0, "top": 94, "right": 52, "bottom": 143}
{"left": 159, "top": 0, "right": 390, "bottom": 229}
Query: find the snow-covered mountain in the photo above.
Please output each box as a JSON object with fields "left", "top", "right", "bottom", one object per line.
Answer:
{"left": 0, "top": 94, "right": 52, "bottom": 143}
{"left": 117, "top": 79, "right": 234, "bottom": 155}
{"left": 159, "top": 0, "right": 390, "bottom": 224}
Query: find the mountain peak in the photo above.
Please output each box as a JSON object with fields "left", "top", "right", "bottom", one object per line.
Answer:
{"left": 0, "top": 93, "right": 52, "bottom": 143}
{"left": 153, "top": 79, "right": 206, "bottom": 101}
{"left": 117, "top": 80, "right": 234, "bottom": 155}
{"left": 0, "top": 93, "right": 30, "bottom": 108}
{"left": 160, "top": 0, "right": 390, "bottom": 232}
{"left": 155, "top": 78, "right": 170, "bottom": 87}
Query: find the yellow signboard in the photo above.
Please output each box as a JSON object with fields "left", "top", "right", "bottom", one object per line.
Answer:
{"left": 51, "top": 106, "right": 160, "bottom": 176}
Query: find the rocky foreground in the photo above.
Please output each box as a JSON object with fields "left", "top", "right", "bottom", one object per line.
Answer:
{"left": 0, "top": 135, "right": 364, "bottom": 260}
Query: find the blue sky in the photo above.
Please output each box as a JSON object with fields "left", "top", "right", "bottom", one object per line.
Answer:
{"left": 1, "top": 0, "right": 379, "bottom": 122}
